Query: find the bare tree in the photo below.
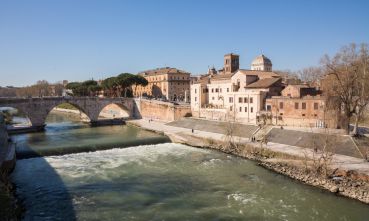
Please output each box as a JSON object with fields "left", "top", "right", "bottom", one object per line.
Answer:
{"left": 297, "top": 66, "right": 324, "bottom": 85}
{"left": 321, "top": 43, "right": 369, "bottom": 135}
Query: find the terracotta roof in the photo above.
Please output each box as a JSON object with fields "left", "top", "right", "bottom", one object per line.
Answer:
{"left": 237, "top": 69, "right": 280, "bottom": 78}
{"left": 210, "top": 73, "right": 234, "bottom": 81}
{"left": 138, "top": 67, "right": 190, "bottom": 76}
{"left": 246, "top": 78, "right": 281, "bottom": 88}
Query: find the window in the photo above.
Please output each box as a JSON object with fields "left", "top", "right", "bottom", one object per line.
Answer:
{"left": 195, "top": 89, "right": 197, "bottom": 94}
{"left": 302, "top": 102, "right": 306, "bottom": 110}
{"left": 295, "top": 102, "right": 299, "bottom": 109}
{"left": 229, "top": 97, "right": 233, "bottom": 103}
{"left": 230, "top": 106, "right": 233, "bottom": 111}
{"left": 244, "top": 97, "right": 248, "bottom": 103}
{"left": 239, "top": 107, "right": 242, "bottom": 112}
{"left": 220, "top": 88, "right": 222, "bottom": 93}
{"left": 195, "top": 97, "right": 197, "bottom": 101}
{"left": 239, "top": 97, "right": 243, "bottom": 103}
{"left": 250, "top": 107, "right": 253, "bottom": 113}
{"left": 280, "top": 113, "right": 283, "bottom": 116}
{"left": 245, "top": 107, "right": 247, "bottom": 112}
{"left": 267, "top": 105, "right": 271, "bottom": 111}
{"left": 250, "top": 97, "right": 253, "bottom": 103}
{"left": 211, "top": 89, "right": 214, "bottom": 93}
{"left": 215, "top": 88, "right": 219, "bottom": 92}
{"left": 227, "top": 88, "right": 229, "bottom": 92}
{"left": 314, "top": 102, "right": 319, "bottom": 110}
{"left": 279, "top": 102, "right": 283, "bottom": 109}
{"left": 212, "top": 97, "right": 214, "bottom": 100}
{"left": 302, "top": 114, "right": 305, "bottom": 117}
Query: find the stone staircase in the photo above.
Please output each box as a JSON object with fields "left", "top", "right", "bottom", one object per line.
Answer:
{"left": 253, "top": 125, "right": 274, "bottom": 142}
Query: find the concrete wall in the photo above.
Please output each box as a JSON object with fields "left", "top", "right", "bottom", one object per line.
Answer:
{"left": 135, "top": 99, "right": 191, "bottom": 122}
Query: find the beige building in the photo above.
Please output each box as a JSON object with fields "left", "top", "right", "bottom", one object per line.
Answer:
{"left": 191, "top": 54, "right": 282, "bottom": 124}
{"left": 134, "top": 67, "right": 191, "bottom": 102}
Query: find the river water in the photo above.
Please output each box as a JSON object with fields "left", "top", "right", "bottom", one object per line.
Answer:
{"left": 9, "top": 112, "right": 369, "bottom": 220}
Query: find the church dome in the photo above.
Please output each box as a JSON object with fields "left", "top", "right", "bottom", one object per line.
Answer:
{"left": 251, "top": 54, "right": 272, "bottom": 71}
{"left": 252, "top": 54, "right": 272, "bottom": 66}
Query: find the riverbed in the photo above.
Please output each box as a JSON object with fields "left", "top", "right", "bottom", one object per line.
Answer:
{"left": 8, "top": 112, "right": 369, "bottom": 220}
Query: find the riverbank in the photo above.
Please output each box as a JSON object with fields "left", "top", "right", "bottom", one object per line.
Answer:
{"left": 128, "top": 119, "right": 369, "bottom": 204}
{"left": 0, "top": 115, "right": 21, "bottom": 220}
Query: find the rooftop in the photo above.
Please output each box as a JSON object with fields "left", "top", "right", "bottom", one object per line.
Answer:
{"left": 245, "top": 77, "right": 281, "bottom": 88}
{"left": 138, "top": 67, "right": 190, "bottom": 76}
{"left": 237, "top": 69, "right": 280, "bottom": 78}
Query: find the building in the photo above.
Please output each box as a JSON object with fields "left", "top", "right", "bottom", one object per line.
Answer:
{"left": 263, "top": 84, "right": 339, "bottom": 128}
{"left": 191, "top": 54, "right": 282, "bottom": 124}
{"left": 134, "top": 67, "right": 191, "bottom": 102}
{"left": 251, "top": 54, "right": 272, "bottom": 71}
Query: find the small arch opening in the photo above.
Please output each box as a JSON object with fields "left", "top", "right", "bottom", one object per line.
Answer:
{"left": 0, "top": 107, "right": 32, "bottom": 128}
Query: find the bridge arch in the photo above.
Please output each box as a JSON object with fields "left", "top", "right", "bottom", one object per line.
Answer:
{"left": 97, "top": 102, "right": 131, "bottom": 120}
{"left": 44, "top": 102, "right": 92, "bottom": 125}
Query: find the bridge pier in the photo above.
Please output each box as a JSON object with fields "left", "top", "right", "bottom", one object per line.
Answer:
{"left": 89, "top": 119, "right": 126, "bottom": 127}
{"left": 7, "top": 124, "right": 46, "bottom": 134}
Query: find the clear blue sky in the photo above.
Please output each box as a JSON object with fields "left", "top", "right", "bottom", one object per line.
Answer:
{"left": 1, "top": 0, "right": 368, "bottom": 87}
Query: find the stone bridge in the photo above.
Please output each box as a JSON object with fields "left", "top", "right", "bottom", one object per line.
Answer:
{"left": 0, "top": 97, "right": 138, "bottom": 130}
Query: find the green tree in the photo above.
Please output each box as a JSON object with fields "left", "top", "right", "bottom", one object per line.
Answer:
{"left": 66, "top": 80, "right": 101, "bottom": 96}
{"left": 132, "top": 75, "right": 148, "bottom": 96}
{"left": 117, "top": 73, "right": 135, "bottom": 97}
{"left": 101, "top": 77, "right": 119, "bottom": 97}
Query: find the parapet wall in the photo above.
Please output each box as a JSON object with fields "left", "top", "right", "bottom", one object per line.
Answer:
{"left": 135, "top": 99, "right": 191, "bottom": 122}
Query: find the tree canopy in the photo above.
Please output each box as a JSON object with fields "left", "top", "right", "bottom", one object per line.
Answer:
{"left": 68, "top": 73, "right": 148, "bottom": 98}
{"left": 66, "top": 80, "right": 102, "bottom": 96}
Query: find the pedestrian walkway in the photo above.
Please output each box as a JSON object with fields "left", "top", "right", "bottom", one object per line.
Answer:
{"left": 166, "top": 117, "right": 258, "bottom": 138}
{"left": 129, "top": 119, "right": 369, "bottom": 176}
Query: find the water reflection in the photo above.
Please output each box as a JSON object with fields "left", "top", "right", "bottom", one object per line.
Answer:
{"left": 12, "top": 111, "right": 169, "bottom": 158}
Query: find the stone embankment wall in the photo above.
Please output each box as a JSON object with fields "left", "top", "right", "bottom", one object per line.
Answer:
{"left": 0, "top": 114, "right": 19, "bottom": 220}
{"left": 0, "top": 114, "right": 15, "bottom": 178}
{"left": 135, "top": 99, "right": 191, "bottom": 122}
{"left": 0, "top": 115, "right": 9, "bottom": 167}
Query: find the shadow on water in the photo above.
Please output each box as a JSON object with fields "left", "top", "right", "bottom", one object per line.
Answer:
{"left": 9, "top": 111, "right": 169, "bottom": 220}
{"left": 11, "top": 157, "right": 77, "bottom": 221}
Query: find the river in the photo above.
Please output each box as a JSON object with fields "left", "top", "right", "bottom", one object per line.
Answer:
{"left": 8, "top": 112, "right": 369, "bottom": 220}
